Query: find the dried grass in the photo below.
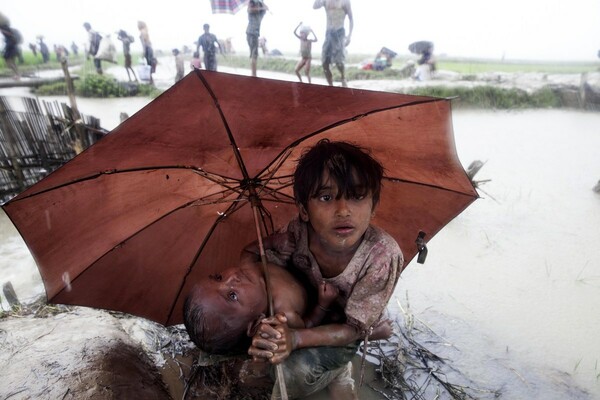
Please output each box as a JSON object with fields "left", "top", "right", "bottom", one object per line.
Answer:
{"left": 359, "top": 295, "right": 501, "bottom": 400}
{"left": 2, "top": 294, "right": 502, "bottom": 400}
{"left": 0, "top": 295, "right": 72, "bottom": 320}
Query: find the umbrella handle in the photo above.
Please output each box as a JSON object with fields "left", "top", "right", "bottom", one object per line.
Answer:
{"left": 274, "top": 365, "right": 289, "bottom": 399}
{"left": 250, "top": 202, "right": 288, "bottom": 400}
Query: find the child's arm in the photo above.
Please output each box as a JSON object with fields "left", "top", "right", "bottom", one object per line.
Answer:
{"left": 309, "top": 30, "right": 318, "bottom": 42}
{"left": 293, "top": 22, "right": 302, "bottom": 38}
{"left": 251, "top": 311, "right": 392, "bottom": 364}
{"left": 302, "top": 281, "right": 338, "bottom": 328}
{"left": 249, "top": 1, "right": 269, "bottom": 12}
{"left": 249, "top": 315, "right": 362, "bottom": 364}
{"left": 281, "top": 311, "right": 304, "bottom": 329}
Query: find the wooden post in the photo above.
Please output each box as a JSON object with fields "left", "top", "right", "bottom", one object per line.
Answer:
{"left": 60, "top": 58, "right": 86, "bottom": 153}
{"left": 3, "top": 281, "right": 21, "bottom": 308}
{"left": 579, "top": 72, "right": 587, "bottom": 109}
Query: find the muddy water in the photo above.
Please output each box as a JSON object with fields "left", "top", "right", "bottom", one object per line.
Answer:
{"left": 395, "top": 109, "right": 600, "bottom": 397}
{"left": 1, "top": 95, "right": 599, "bottom": 397}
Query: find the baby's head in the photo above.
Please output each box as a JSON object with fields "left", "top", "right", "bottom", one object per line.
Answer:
{"left": 183, "top": 262, "right": 268, "bottom": 355}
{"left": 293, "top": 139, "right": 384, "bottom": 210}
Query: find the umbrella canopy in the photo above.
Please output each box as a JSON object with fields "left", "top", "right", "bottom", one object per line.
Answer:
{"left": 409, "top": 41, "right": 434, "bottom": 55}
{"left": 379, "top": 47, "right": 397, "bottom": 58}
{"left": 3, "top": 70, "right": 478, "bottom": 326}
{"left": 210, "top": 0, "right": 248, "bottom": 14}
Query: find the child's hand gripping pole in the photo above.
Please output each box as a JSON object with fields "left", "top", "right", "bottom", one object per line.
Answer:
{"left": 249, "top": 191, "right": 289, "bottom": 400}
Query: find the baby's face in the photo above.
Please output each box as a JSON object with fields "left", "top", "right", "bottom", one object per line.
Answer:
{"left": 194, "top": 263, "right": 268, "bottom": 323}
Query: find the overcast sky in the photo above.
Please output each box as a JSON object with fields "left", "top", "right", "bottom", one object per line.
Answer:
{"left": 2, "top": 0, "right": 600, "bottom": 61}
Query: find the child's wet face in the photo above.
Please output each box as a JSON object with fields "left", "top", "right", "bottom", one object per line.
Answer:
{"left": 300, "top": 170, "right": 374, "bottom": 254}
{"left": 195, "top": 264, "right": 268, "bottom": 323}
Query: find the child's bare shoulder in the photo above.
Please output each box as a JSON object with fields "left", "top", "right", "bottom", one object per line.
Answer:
{"left": 271, "top": 264, "right": 307, "bottom": 322}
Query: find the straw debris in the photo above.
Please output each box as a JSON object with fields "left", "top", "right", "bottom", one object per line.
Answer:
{"left": 2, "top": 294, "right": 502, "bottom": 399}
{"left": 0, "top": 295, "right": 72, "bottom": 320}
{"left": 360, "top": 295, "right": 501, "bottom": 399}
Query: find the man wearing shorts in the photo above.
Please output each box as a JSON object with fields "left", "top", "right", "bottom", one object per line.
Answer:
{"left": 197, "top": 24, "right": 222, "bottom": 72}
{"left": 313, "top": 0, "right": 353, "bottom": 87}
{"left": 246, "top": 0, "right": 268, "bottom": 77}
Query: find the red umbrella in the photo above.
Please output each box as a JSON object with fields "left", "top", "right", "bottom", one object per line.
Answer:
{"left": 210, "top": 0, "right": 248, "bottom": 14}
{"left": 2, "top": 70, "right": 477, "bottom": 327}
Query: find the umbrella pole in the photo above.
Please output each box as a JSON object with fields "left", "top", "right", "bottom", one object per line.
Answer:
{"left": 251, "top": 204, "right": 275, "bottom": 316}
{"left": 250, "top": 202, "right": 289, "bottom": 400}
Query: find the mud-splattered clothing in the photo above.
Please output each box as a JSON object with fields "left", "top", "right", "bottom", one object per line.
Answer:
{"left": 269, "top": 216, "right": 404, "bottom": 333}
{"left": 265, "top": 216, "right": 403, "bottom": 399}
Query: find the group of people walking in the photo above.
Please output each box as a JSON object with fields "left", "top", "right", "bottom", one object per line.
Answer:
{"left": 192, "top": 0, "right": 268, "bottom": 77}
{"left": 244, "top": 0, "right": 353, "bottom": 85}
{"left": 83, "top": 21, "right": 156, "bottom": 84}
{"left": 2, "top": 0, "right": 355, "bottom": 87}
{"left": 190, "top": 0, "right": 353, "bottom": 85}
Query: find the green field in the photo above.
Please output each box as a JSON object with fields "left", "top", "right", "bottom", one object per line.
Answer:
{"left": 214, "top": 54, "right": 599, "bottom": 109}
{"left": 432, "top": 58, "right": 598, "bottom": 74}
{"left": 322, "top": 53, "right": 598, "bottom": 74}
{"left": 2, "top": 51, "right": 599, "bottom": 109}
{"left": 215, "top": 53, "right": 599, "bottom": 76}
{"left": 2, "top": 50, "right": 598, "bottom": 77}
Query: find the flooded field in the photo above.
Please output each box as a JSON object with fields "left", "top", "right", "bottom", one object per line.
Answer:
{"left": 396, "top": 109, "right": 600, "bottom": 398}
{"left": 1, "top": 84, "right": 599, "bottom": 398}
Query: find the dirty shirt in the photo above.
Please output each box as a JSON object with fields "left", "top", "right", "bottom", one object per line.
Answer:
{"left": 268, "top": 217, "right": 404, "bottom": 334}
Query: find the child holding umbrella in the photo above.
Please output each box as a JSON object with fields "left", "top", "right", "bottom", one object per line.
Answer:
{"left": 243, "top": 139, "right": 403, "bottom": 399}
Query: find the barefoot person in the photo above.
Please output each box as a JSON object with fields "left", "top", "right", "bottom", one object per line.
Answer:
{"left": 0, "top": 23, "right": 21, "bottom": 80}
{"left": 196, "top": 23, "right": 222, "bottom": 72}
{"left": 245, "top": 140, "right": 402, "bottom": 399}
{"left": 117, "top": 30, "right": 137, "bottom": 82}
{"left": 313, "top": 0, "right": 353, "bottom": 87}
{"left": 137, "top": 21, "right": 156, "bottom": 84}
{"left": 246, "top": 0, "right": 268, "bottom": 77}
{"left": 293, "top": 22, "right": 318, "bottom": 83}
{"left": 83, "top": 22, "right": 103, "bottom": 74}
